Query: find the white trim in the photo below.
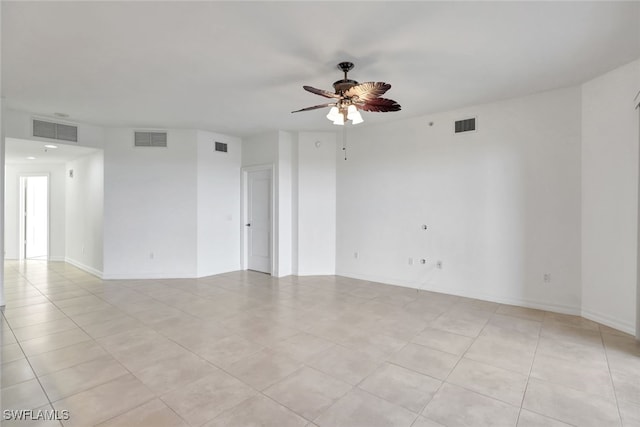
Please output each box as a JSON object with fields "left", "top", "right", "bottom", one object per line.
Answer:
{"left": 64, "top": 257, "right": 103, "bottom": 279}
{"left": 336, "top": 269, "right": 582, "bottom": 316}
{"left": 101, "top": 271, "right": 198, "bottom": 280}
{"left": 582, "top": 308, "right": 635, "bottom": 336}
{"left": 241, "top": 164, "right": 276, "bottom": 276}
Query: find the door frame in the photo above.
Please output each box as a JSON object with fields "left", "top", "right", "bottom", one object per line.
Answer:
{"left": 241, "top": 164, "right": 276, "bottom": 275}
{"left": 18, "top": 173, "right": 51, "bottom": 261}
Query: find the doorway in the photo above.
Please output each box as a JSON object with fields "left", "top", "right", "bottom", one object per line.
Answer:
{"left": 243, "top": 166, "right": 273, "bottom": 274}
{"left": 19, "top": 175, "right": 49, "bottom": 260}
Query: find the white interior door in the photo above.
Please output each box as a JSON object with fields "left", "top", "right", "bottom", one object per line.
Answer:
{"left": 21, "top": 176, "right": 49, "bottom": 260}
{"left": 247, "top": 169, "right": 271, "bottom": 273}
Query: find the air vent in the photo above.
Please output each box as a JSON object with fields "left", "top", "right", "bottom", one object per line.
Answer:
{"left": 134, "top": 131, "right": 167, "bottom": 147}
{"left": 454, "top": 117, "right": 476, "bottom": 133}
{"left": 33, "top": 119, "right": 78, "bottom": 142}
{"left": 215, "top": 142, "right": 228, "bottom": 153}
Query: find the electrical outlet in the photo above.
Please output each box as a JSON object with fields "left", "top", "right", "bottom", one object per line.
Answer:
{"left": 436, "top": 261, "right": 443, "bottom": 269}
{"left": 422, "top": 224, "right": 428, "bottom": 230}
{"left": 408, "top": 257, "right": 413, "bottom": 265}
{"left": 543, "top": 273, "right": 551, "bottom": 283}
{"left": 420, "top": 259, "right": 426, "bottom": 264}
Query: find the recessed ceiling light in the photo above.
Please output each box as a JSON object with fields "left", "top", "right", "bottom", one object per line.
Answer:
{"left": 27, "top": 156, "right": 36, "bottom": 160}
{"left": 53, "top": 112, "right": 69, "bottom": 118}
{"left": 44, "top": 144, "right": 58, "bottom": 149}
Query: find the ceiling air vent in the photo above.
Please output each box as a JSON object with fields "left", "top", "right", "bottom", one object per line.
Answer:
{"left": 134, "top": 131, "right": 167, "bottom": 147}
{"left": 454, "top": 117, "right": 476, "bottom": 133}
{"left": 215, "top": 142, "right": 228, "bottom": 153}
{"left": 33, "top": 119, "right": 78, "bottom": 142}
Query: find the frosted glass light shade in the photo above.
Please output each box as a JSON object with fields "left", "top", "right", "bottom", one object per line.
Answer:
{"left": 347, "top": 105, "right": 358, "bottom": 119}
{"left": 326, "top": 107, "right": 340, "bottom": 121}
{"left": 351, "top": 110, "right": 364, "bottom": 124}
{"left": 332, "top": 114, "right": 345, "bottom": 125}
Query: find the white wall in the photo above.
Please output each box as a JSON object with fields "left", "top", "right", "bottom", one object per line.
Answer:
{"left": 196, "top": 130, "right": 242, "bottom": 277}
{"left": 582, "top": 59, "right": 640, "bottom": 334}
{"left": 4, "top": 163, "right": 66, "bottom": 261}
{"left": 277, "top": 131, "right": 294, "bottom": 277}
{"left": 65, "top": 151, "right": 104, "bottom": 275}
{"left": 296, "top": 132, "right": 336, "bottom": 275}
{"left": 103, "top": 128, "right": 198, "bottom": 279}
{"left": 337, "top": 87, "right": 583, "bottom": 313}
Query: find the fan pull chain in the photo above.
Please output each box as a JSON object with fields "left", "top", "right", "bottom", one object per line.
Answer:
{"left": 342, "top": 127, "right": 347, "bottom": 160}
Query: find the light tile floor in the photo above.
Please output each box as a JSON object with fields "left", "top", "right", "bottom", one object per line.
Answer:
{"left": 1, "top": 260, "right": 639, "bottom": 427}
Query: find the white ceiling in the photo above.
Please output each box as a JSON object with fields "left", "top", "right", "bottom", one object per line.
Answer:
{"left": 5, "top": 138, "right": 99, "bottom": 165}
{"left": 2, "top": 1, "right": 639, "bottom": 137}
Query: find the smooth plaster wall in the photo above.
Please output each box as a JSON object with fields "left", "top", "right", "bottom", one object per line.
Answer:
{"left": 336, "top": 86, "right": 583, "bottom": 314}
{"left": 581, "top": 58, "right": 640, "bottom": 334}
{"left": 103, "top": 128, "right": 198, "bottom": 278}
{"left": 196, "top": 130, "right": 242, "bottom": 277}
{"left": 4, "top": 163, "right": 66, "bottom": 261}
{"left": 296, "top": 131, "right": 336, "bottom": 275}
{"left": 65, "top": 151, "right": 104, "bottom": 275}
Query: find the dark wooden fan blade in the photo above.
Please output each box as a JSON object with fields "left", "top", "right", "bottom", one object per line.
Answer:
{"left": 303, "top": 86, "right": 340, "bottom": 99}
{"left": 291, "top": 103, "right": 335, "bottom": 113}
{"left": 344, "top": 82, "right": 391, "bottom": 102}
{"left": 358, "top": 97, "right": 401, "bottom": 112}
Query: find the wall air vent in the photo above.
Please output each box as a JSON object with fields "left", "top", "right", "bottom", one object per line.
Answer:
{"left": 454, "top": 117, "right": 476, "bottom": 133}
{"left": 134, "top": 131, "right": 167, "bottom": 147}
{"left": 215, "top": 142, "right": 228, "bottom": 153}
{"left": 33, "top": 119, "right": 78, "bottom": 142}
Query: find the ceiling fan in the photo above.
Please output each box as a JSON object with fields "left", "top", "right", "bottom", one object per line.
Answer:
{"left": 292, "top": 62, "right": 401, "bottom": 125}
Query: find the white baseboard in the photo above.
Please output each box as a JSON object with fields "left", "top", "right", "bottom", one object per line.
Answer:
{"left": 102, "top": 272, "right": 198, "bottom": 280}
{"left": 581, "top": 308, "right": 636, "bottom": 336}
{"left": 65, "top": 258, "right": 104, "bottom": 279}
{"left": 336, "top": 270, "right": 582, "bottom": 316}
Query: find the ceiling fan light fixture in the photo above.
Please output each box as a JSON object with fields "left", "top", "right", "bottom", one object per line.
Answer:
{"left": 326, "top": 106, "right": 340, "bottom": 121}
{"left": 332, "top": 114, "right": 345, "bottom": 125}
{"left": 350, "top": 111, "right": 364, "bottom": 125}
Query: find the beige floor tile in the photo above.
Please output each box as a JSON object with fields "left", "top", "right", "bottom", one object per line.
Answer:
{"left": 28, "top": 341, "right": 108, "bottom": 376}
{"left": 411, "top": 417, "right": 445, "bottom": 427}
{"left": 411, "top": 328, "right": 474, "bottom": 356}
{"left": 522, "top": 378, "right": 621, "bottom": 426}
{"left": 1, "top": 357, "right": 36, "bottom": 388}
{"left": 429, "top": 310, "right": 489, "bottom": 338}
{"left": 422, "top": 383, "right": 519, "bottom": 427}
{"left": 227, "top": 348, "right": 303, "bottom": 390}
{"left": 110, "top": 338, "right": 191, "bottom": 372}
{"left": 485, "top": 314, "right": 541, "bottom": 338}
{"left": 359, "top": 362, "right": 441, "bottom": 413}
{"left": 53, "top": 374, "right": 155, "bottom": 427}
{"left": 610, "top": 368, "right": 640, "bottom": 406}
{"left": 20, "top": 329, "right": 92, "bottom": 356}
{"left": 307, "top": 345, "right": 382, "bottom": 385}
{"left": 13, "top": 318, "right": 79, "bottom": 341}
{"left": 516, "top": 409, "right": 573, "bottom": 426}
{"left": 340, "top": 330, "right": 407, "bottom": 360}
{"left": 7, "top": 310, "right": 67, "bottom": 329}
{"left": 96, "top": 399, "right": 187, "bottom": 427}
{"left": 268, "top": 332, "right": 335, "bottom": 362}
{"left": 530, "top": 352, "right": 615, "bottom": 400}
{"left": 464, "top": 335, "right": 536, "bottom": 375}
{"left": 536, "top": 335, "right": 608, "bottom": 365}
{"left": 1, "top": 343, "right": 25, "bottom": 364}
{"left": 448, "top": 358, "right": 528, "bottom": 406}
{"left": 265, "top": 366, "right": 352, "bottom": 420}
{"left": 160, "top": 369, "right": 256, "bottom": 426}
{"left": 315, "top": 388, "right": 417, "bottom": 427}
{"left": 80, "top": 315, "right": 144, "bottom": 339}
{"left": 543, "top": 312, "right": 600, "bottom": 331}
{"left": 38, "top": 355, "right": 128, "bottom": 401}
{"left": 203, "top": 394, "right": 308, "bottom": 427}
{"left": 3, "top": 302, "right": 59, "bottom": 319}
{"left": 619, "top": 400, "right": 640, "bottom": 427}
{"left": 495, "top": 305, "right": 545, "bottom": 322}
{"left": 1, "top": 378, "right": 50, "bottom": 410}
{"left": 389, "top": 343, "right": 459, "bottom": 380}
{"left": 132, "top": 352, "right": 220, "bottom": 394}
{"left": 540, "top": 323, "right": 603, "bottom": 348}
{"left": 193, "top": 334, "right": 265, "bottom": 368}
